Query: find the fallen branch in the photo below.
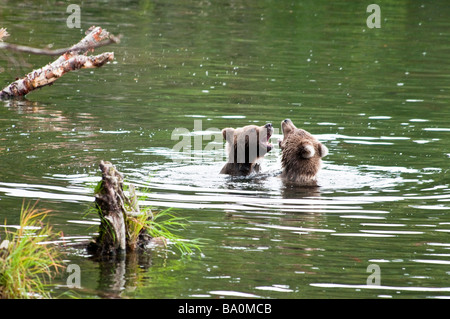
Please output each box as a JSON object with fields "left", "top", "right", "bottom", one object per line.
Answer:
{"left": 0, "top": 53, "right": 114, "bottom": 98}
{"left": 0, "top": 34, "right": 121, "bottom": 56}
{"left": 0, "top": 26, "right": 117, "bottom": 99}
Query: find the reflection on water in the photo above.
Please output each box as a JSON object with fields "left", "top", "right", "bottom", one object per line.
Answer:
{"left": 1, "top": 0, "right": 450, "bottom": 299}
{"left": 1, "top": 107, "right": 450, "bottom": 298}
{"left": 1, "top": 140, "right": 449, "bottom": 298}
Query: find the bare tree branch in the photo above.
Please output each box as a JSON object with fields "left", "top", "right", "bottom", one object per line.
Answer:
{"left": 0, "top": 52, "right": 114, "bottom": 98}
{"left": 0, "top": 37, "right": 121, "bottom": 56}
{"left": 0, "top": 26, "right": 117, "bottom": 99}
{"left": 0, "top": 26, "right": 120, "bottom": 56}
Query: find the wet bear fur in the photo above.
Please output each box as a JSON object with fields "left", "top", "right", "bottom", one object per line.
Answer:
{"left": 278, "top": 119, "right": 328, "bottom": 186}
{"left": 220, "top": 123, "right": 273, "bottom": 176}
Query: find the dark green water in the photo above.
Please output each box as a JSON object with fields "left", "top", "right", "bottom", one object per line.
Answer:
{"left": 1, "top": 0, "right": 450, "bottom": 299}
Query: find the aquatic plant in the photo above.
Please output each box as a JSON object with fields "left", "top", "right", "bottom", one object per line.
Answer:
{"left": 0, "top": 201, "right": 64, "bottom": 299}
{"left": 88, "top": 161, "right": 202, "bottom": 256}
{"left": 128, "top": 206, "right": 202, "bottom": 255}
{"left": 122, "top": 182, "right": 202, "bottom": 255}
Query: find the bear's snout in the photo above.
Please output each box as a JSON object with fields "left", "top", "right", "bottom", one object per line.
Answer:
{"left": 263, "top": 123, "right": 273, "bottom": 142}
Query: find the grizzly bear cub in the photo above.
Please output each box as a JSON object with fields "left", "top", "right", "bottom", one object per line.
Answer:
{"left": 278, "top": 119, "right": 328, "bottom": 186}
{"left": 220, "top": 123, "right": 274, "bottom": 176}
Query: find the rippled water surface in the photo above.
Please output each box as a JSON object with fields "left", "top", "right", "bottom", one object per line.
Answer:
{"left": 1, "top": 0, "right": 450, "bottom": 299}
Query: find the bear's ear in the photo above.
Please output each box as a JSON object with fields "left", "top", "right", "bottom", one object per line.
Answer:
{"left": 222, "top": 128, "right": 235, "bottom": 142}
{"left": 300, "top": 144, "right": 315, "bottom": 159}
{"left": 318, "top": 143, "right": 328, "bottom": 158}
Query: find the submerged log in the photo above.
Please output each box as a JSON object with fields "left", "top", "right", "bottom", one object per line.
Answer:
{"left": 0, "top": 26, "right": 117, "bottom": 99}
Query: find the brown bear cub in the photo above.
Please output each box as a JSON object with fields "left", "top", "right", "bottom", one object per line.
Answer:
{"left": 279, "top": 119, "right": 328, "bottom": 186}
{"left": 220, "top": 123, "right": 274, "bottom": 176}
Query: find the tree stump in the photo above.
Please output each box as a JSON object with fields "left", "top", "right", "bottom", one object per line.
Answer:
{"left": 89, "top": 161, "right": 127, "bottom": 255}
{"left": 88, "top": 161, "right": 153, "bottom": 256}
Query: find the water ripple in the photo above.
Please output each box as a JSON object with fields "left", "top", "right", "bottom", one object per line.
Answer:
{"left": 311, "top": 283, "right": 450, "bottom": 292}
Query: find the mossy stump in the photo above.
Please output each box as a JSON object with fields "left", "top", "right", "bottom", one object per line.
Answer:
{"left": 88, "top": 161, "right": 151, "bottom": 256}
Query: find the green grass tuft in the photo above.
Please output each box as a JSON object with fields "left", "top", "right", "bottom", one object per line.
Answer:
{"left": 122, "top": 182, "right": 204, "bottom": 255}
{"left": 0, "top": 201, "right": 64, "bottom": 299}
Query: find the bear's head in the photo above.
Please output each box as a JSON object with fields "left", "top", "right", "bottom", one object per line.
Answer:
{"left": 278, "top": 119, "right": 328, "bottom": 185}
{"left": 220, "top": 123, "right": 273, "bottom": 176}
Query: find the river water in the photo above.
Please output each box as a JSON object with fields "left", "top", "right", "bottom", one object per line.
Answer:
{"left": 1, "top": 0, "right": 450, "bottom": 299}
